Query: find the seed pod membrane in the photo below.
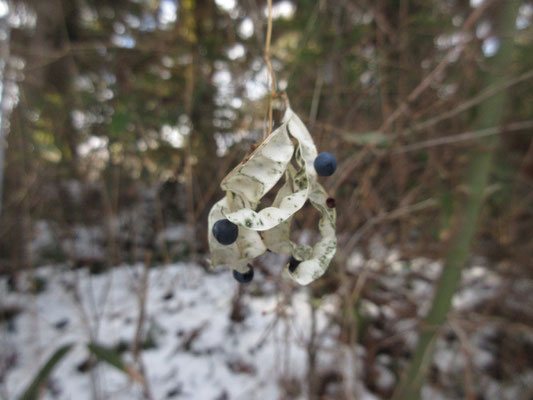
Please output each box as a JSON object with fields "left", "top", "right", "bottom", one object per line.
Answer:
{"left": 208, "top": 104, "right": 337, "bottom": 285}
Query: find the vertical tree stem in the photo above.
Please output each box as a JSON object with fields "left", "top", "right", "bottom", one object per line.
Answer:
{"left": 0, "top": 6, "right": 11, "bottom": 216}
{"left": 183, "top": 0, "right": 197, "bottom": 259}
{"left": 393, "top": 2, "right": 520, "bottom": 399}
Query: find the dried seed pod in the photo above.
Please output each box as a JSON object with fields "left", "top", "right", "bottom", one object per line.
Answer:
{"left": 208, "top": 104, "right": 337, "bottom": 285}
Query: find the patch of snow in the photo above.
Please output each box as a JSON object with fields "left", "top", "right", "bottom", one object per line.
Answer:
{"left": 1, "top": 263, "right": 378, "bottom": 400}
{"left": 369, "top": 235, "right": 387, "bottom": 261}
{"left": 361, "top": 300, "right": 380, "bottom": 319}
{"left": 29, "top": 220, "right": 57, "bottom": 258}
{"left": 433, "top": 340, "right": 464, "bottom": 375}
{"left": 155, "top": 224, "right": 187, "bottom": 244}
{"left": 346, "top": 250, "right": 365, "bottom": 273}
{"left": 473, "top": 347, "right": 494, "bottom": 370}
{"left": 62, "top": 225, "right": 106, "bottom": 262}
{"left": 374, "top": 364, "right": 395, "bottom": 392}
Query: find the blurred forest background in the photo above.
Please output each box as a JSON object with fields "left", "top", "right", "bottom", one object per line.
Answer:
{"left": 1, "top": 0, "right": 533, "bottom": 399}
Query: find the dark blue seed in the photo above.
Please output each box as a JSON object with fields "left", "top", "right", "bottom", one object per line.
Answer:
{"left": 233, "top": 264, "right": 254, "bottom": 283}
{"left": 288, "top": 256, "right": 301, "bottom": 273}
{"left": 54, "top": 318, "right": 69, "bottom": 330}
{"left": 212, "top": 219, "right": 238, "bottom": 245}
{"left": 314, "top": 152, "right": 337, "bottom": 176}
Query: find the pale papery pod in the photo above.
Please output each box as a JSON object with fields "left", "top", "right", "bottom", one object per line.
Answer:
{"left": 208, "top": 104, "right": 337, "bottom": 285}
{"left": 286, "top": 182, "right": 337, "bottom": 285}
{"left": 262, "top": 164, "right": 314, "bottom": 259}
{"left": 262, "top": 110, "right": 326, "bottom": 265}
{"left": 262, "top": 166, "right": 296, "bottom": 255}
{"left": 208, "top": 120, "right": 296, "bottom": 272}
{"left": 223, "top": 108, "right": 318, "bottom": 231}
{"left": 208, "top": 197, "right": 266, "bottom": 273}
{"left": 221, "top": 117, "right": 294, "bottom": 209}
{"left": 262, "top": 150, "right": 337, "bottom": 285}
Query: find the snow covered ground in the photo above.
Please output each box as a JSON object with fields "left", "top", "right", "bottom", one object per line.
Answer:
{"left": 1, "top": 262, "right": 377, "bottom": 400}
{"left": 2, "top": 243, "right": 532, "bottom": 399}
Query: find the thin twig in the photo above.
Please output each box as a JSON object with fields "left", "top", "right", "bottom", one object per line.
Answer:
{"left": 342, "top": 198, "right": 438, "bottom": 258}
{"left": 330, "top": 147, "right": 373, "bottom": 193}
{"left": 409, "top": 69, "right": 533, "bottom": 134}
{"left": 378, "top": 0, "right": 496, "bottom": 134}
{"left": 449, "top": 319, "right": 476, "bottom": 400}
{"left": 394, "top": 120, "right": 533, "bottom": 154}
{"left": 133, "top": 256, "right": 150, "bottom": 360}
{"left": 132, "top": 253, "right": 154, "bottom": 400}
{"left": 309, "top": 71, "right": 324, "bottom": 130}
{"left": 263, "top": 0, "right": 276, "bottom": 139}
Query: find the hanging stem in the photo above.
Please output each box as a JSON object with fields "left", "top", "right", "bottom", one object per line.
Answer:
{"left": 263, "top": 0, "right": 277, "bottom": 139}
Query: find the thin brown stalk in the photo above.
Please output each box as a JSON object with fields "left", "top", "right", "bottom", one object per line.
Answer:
{"left": 182, "top": 0, "right": 197, "bottom": 259}
{"left": 133, "top": 252, "right": 153, "bottom": 400}
{"left": 306, "top": 300, "right": 318, "bottom": 400}
{"left": 378, "top": 0, "right": 496, "bottom": 134}
{"left": 194, "top": 147, "right": 241, "bottom": 219}
{"left": 263, "top": 0, "right": 276, "bottom": 139}
{"left": 309, "top": 72, "right": 324, "bottom": 130}
{"left": 394, "top": 120, "right": 533, "bottom": 154}
{"left": 410, "top": 69, "right": 533, "bottom": 134}
{"left": 133, "top": 254, "right": 150, "bottom": 360}
{"left": 342, "top": 198, "right": 438, "bottom": 259}
{"left": 449, "top": 319, "right": 476, "bottom": 400}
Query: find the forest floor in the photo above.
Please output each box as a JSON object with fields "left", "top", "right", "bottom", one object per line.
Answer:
{"left": 2, "top": 242, "right": 532, "bottom": 399}
{"left": 1, "top": 260, "right": 379, "bottom": 400}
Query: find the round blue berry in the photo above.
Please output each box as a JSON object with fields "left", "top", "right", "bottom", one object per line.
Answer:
{"left": 233, "top": 264, "right": 254, "bottom": 283}
{"left": 288, "top": 256, "right": 301, "bottom": 273}
{"left": 314, "top": 152, "right": 337, "bottom": 176}
{"left": 212, "top": 219, "right": 238, "bottom": 245}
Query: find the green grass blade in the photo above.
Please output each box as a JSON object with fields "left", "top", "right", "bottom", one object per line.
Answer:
{"left": 19, "top": 344, "right": 73, "bottom": 400}
{"left": 87, "top": 343, "right": 126, "bottom": 372}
